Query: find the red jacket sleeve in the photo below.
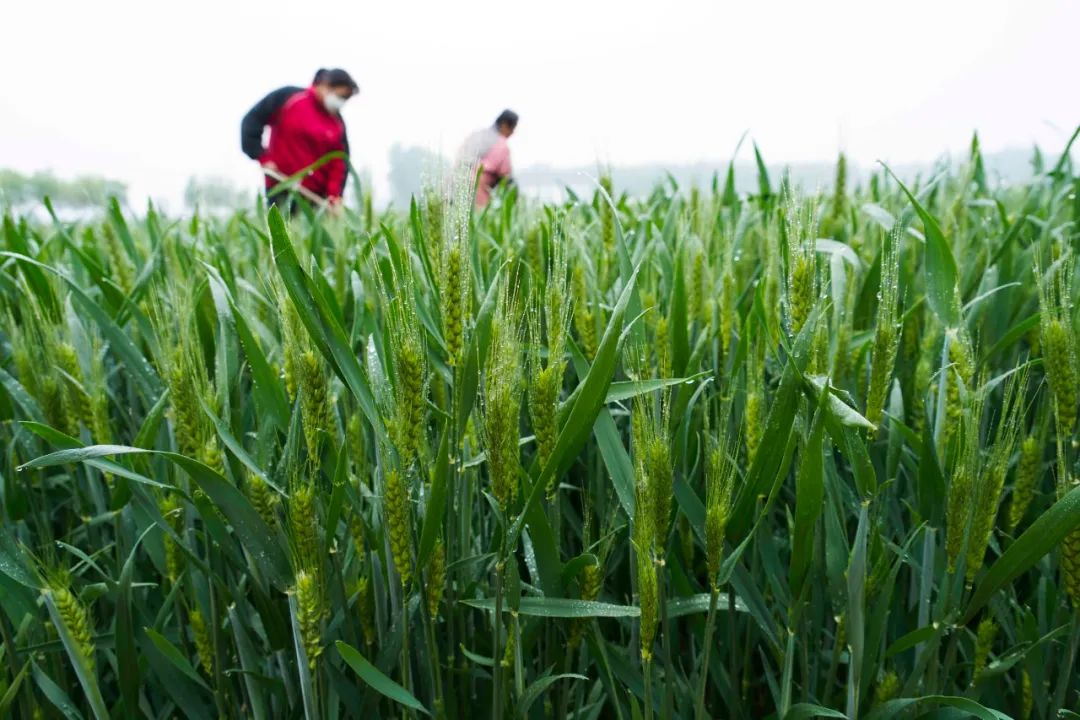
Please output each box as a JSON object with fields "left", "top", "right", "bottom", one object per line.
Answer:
{"left": 326, "top": 156, "right": 347, "bottom": 199}
{"left": 327, "top": 119, "right": 348, "bottom": 198}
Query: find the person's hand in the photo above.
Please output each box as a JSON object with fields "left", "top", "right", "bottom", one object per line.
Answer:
{"left": 262, "top": 160, "right": 279, "bottom": 173}
{"left": 326, "top": 196, "right": 344, "bottom": 217}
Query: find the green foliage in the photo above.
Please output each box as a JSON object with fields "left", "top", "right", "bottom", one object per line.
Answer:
{"left": 1, "top": 136, "right": 1079, "bottom": 719}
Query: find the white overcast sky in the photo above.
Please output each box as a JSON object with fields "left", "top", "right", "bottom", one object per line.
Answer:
{"left": 2, "top": 0, "right": 1078, "bottom": 209}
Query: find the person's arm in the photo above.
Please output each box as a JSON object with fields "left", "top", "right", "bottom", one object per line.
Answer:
{"left": 338, "top": 120, "right": 350, "bottom": 195}
{"left": 240, "top": 86, "right": 300, "bottom": 160}
{"left": 326, "top": 155, "right": 347, "bottom": 201}
{"left": 493, "top": 142, "right": 513, "bottom": 184}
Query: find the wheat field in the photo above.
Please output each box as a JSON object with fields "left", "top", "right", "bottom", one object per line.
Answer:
{"left": 1, "top": 133, "right": 1079, "bottom": 719}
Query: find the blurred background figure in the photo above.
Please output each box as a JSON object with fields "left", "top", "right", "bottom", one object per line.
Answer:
{"left": 240, "top": 68, "right": 358, "bottom": 211}
{"left": 457, "top": 109, "right": 518, "bottom": 206}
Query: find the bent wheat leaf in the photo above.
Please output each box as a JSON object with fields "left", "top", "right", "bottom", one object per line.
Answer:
{"left": 268, "top": 207, "right": 384, "bottom": 439}
{"left": 337, "top": 640, "right": 430, "bottom": 716}
{"left": 21, "top": 445, "right": 292, "bottom": 589}
{"left": 464, "top": 596, "right": 640, "bottom": 618}
{"left": 880, "top": 164, "right": 959, "bottom": 326}
{"left": 963, "top": 482, "right": 1080, "bottom": 623}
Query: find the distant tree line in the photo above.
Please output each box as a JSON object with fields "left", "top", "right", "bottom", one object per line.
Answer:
{"left": 0, "top": 169, "right": 128, "bottom": 210}
{"left": 184, "top": 176, "right": 255, "bottom": 212}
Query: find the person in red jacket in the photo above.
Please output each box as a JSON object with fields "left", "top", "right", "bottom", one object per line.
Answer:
{"left": 241, "top": 68, "right": 358, "bottom": 211}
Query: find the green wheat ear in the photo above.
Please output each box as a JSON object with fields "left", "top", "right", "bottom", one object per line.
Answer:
{"left": 865, "top": 226, "right": 902, "bottom": 431}
{"left": 48, "top": 581, "right": 95, "bottom": 676}
{"left": 500, "top": 619, "right": 516, "bottom": 669}
{"left": 529, "top": 361, "right": 560, "bottom": 486}
{"left": 277, "top": 283, "right": 305, "bottom": 402}
{"left": 1006, "top": 434, "right": 1042, "bottom": 533}
{"left": 289, "top": 482, "right": 320, "bottom": 575}
{"left": 101, "top": 222, "right": 134, "bottom": 294}
{"left": 599, "top": 174, "right": 615, "bottom": 256}
{"left": 87, "top": 333, "right": 111, "bottom": 445}
{"left": 298, "top": 349, "right": 332, "bottom": 469}
{"left": 1043, "top": 318, "right": 1078, "bottom": 436}
{"left": 942, "top": 328, "right": 975, "bottom": 457}
{"left": 630, "top": 390, "right": 660, "bottom": 665}
{"left": 572, "top": 259, "right": 598, "bottom": 360}
{"left": 690, "top": 247, "right": 709, "bottom": 326}
{"left": 55, "top": 341, "right": 91, "bottom": 432}
{"left": 348, "top": 505, "right": 366, "bottom": 558}
{"left": 384, "top": 468, "right": 413, "bottom": 588}
{"left": 830, "top": 152, "right": 847, "bottom": 229}
{"left": 705, "top": 418, "right": 738, "bottom": 589}
{"left": 481, "top": 284, "right": 523, "bottom": 513}
{"left": 1034, "top": 253, "right": 1078, "bottom": 438}
{"left": 529, "top": 230, "right": 570, "bottom": 492}
{"left": 629, "top": 378, "right": 673, "bottom": 555}
{"left": 247, "top": 473, "right": 278, "bottom": 527}
{"left": 355, "top": 574, "right": 377, "bottom": 647}
{"left": 873, "top": 670, "right": 900, "bottom": 706}
{"left": 347, "top": 413, "right": 367, "bottom": 477}
{"left": 654, "top": 314, "right": 670, "bottom": 381}
{"left": 720, "top": 267, "right": 736, "bottom": 354}
{"left": 150, "top": 283, "right": 217, "bottom": 462}
{"left": 442, "top": 242, "right": 465, "bottom": 366}
{"left": 378, "top": 251, "right": 428, "bottom": 471}
{"left": 745, "top": 347, "right": 765, "bottom": 467}
{"left": 569, "top": 561, "right": 603, "bottom": 649}
{"left": 973, "top": 617, "right": 998, "bottom": 682}
{"left": 1018, "top": 670, "right": 1033, "bottom": 719}
{"left": 160, "top": 494, "right": 185, "bottom": 584}
{"left": 295, "top": 570, "right": 324, "bottom": 670}
{"left": 1063, "top": 499, "right": 1080, "bottom": 608}
{"left": 945, "top": 388, "right": 983, "bottom": 575}
{"left": 424, "top": 190, "right": 445, "bottom": 269}
{"left": 425, "top": 538, "right": 446, "bottom": 617}
{"left": 190, "top": 608, "right": 214, "bottom": 676}
{"left": 784, "top": 200, "right": 819, "bottom": 337}
{"left": 637, "top": 545, "right": 658, "bottom": 664}
{"left": 962, "top": 370, "right": 1025, "bottom": 586}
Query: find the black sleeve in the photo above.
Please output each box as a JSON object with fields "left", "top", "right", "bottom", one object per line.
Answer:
{"left": 240, "top": 86, "right": 301, "bottom": 160}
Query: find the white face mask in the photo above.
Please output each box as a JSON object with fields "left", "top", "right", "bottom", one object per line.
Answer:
{"left": 323, "top": 93, "right": 347, "bottom": 114}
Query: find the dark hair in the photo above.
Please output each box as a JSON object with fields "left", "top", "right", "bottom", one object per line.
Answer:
{"left": 495, "top": 109, "right": 519, "bottom": 130}
{"left": 320, "top": 68, "right": 359, "bottom": 93}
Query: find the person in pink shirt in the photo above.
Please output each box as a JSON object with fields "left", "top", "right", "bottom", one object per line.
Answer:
{"left": 458, "top": 110, "right": 518, "bottom": 206}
